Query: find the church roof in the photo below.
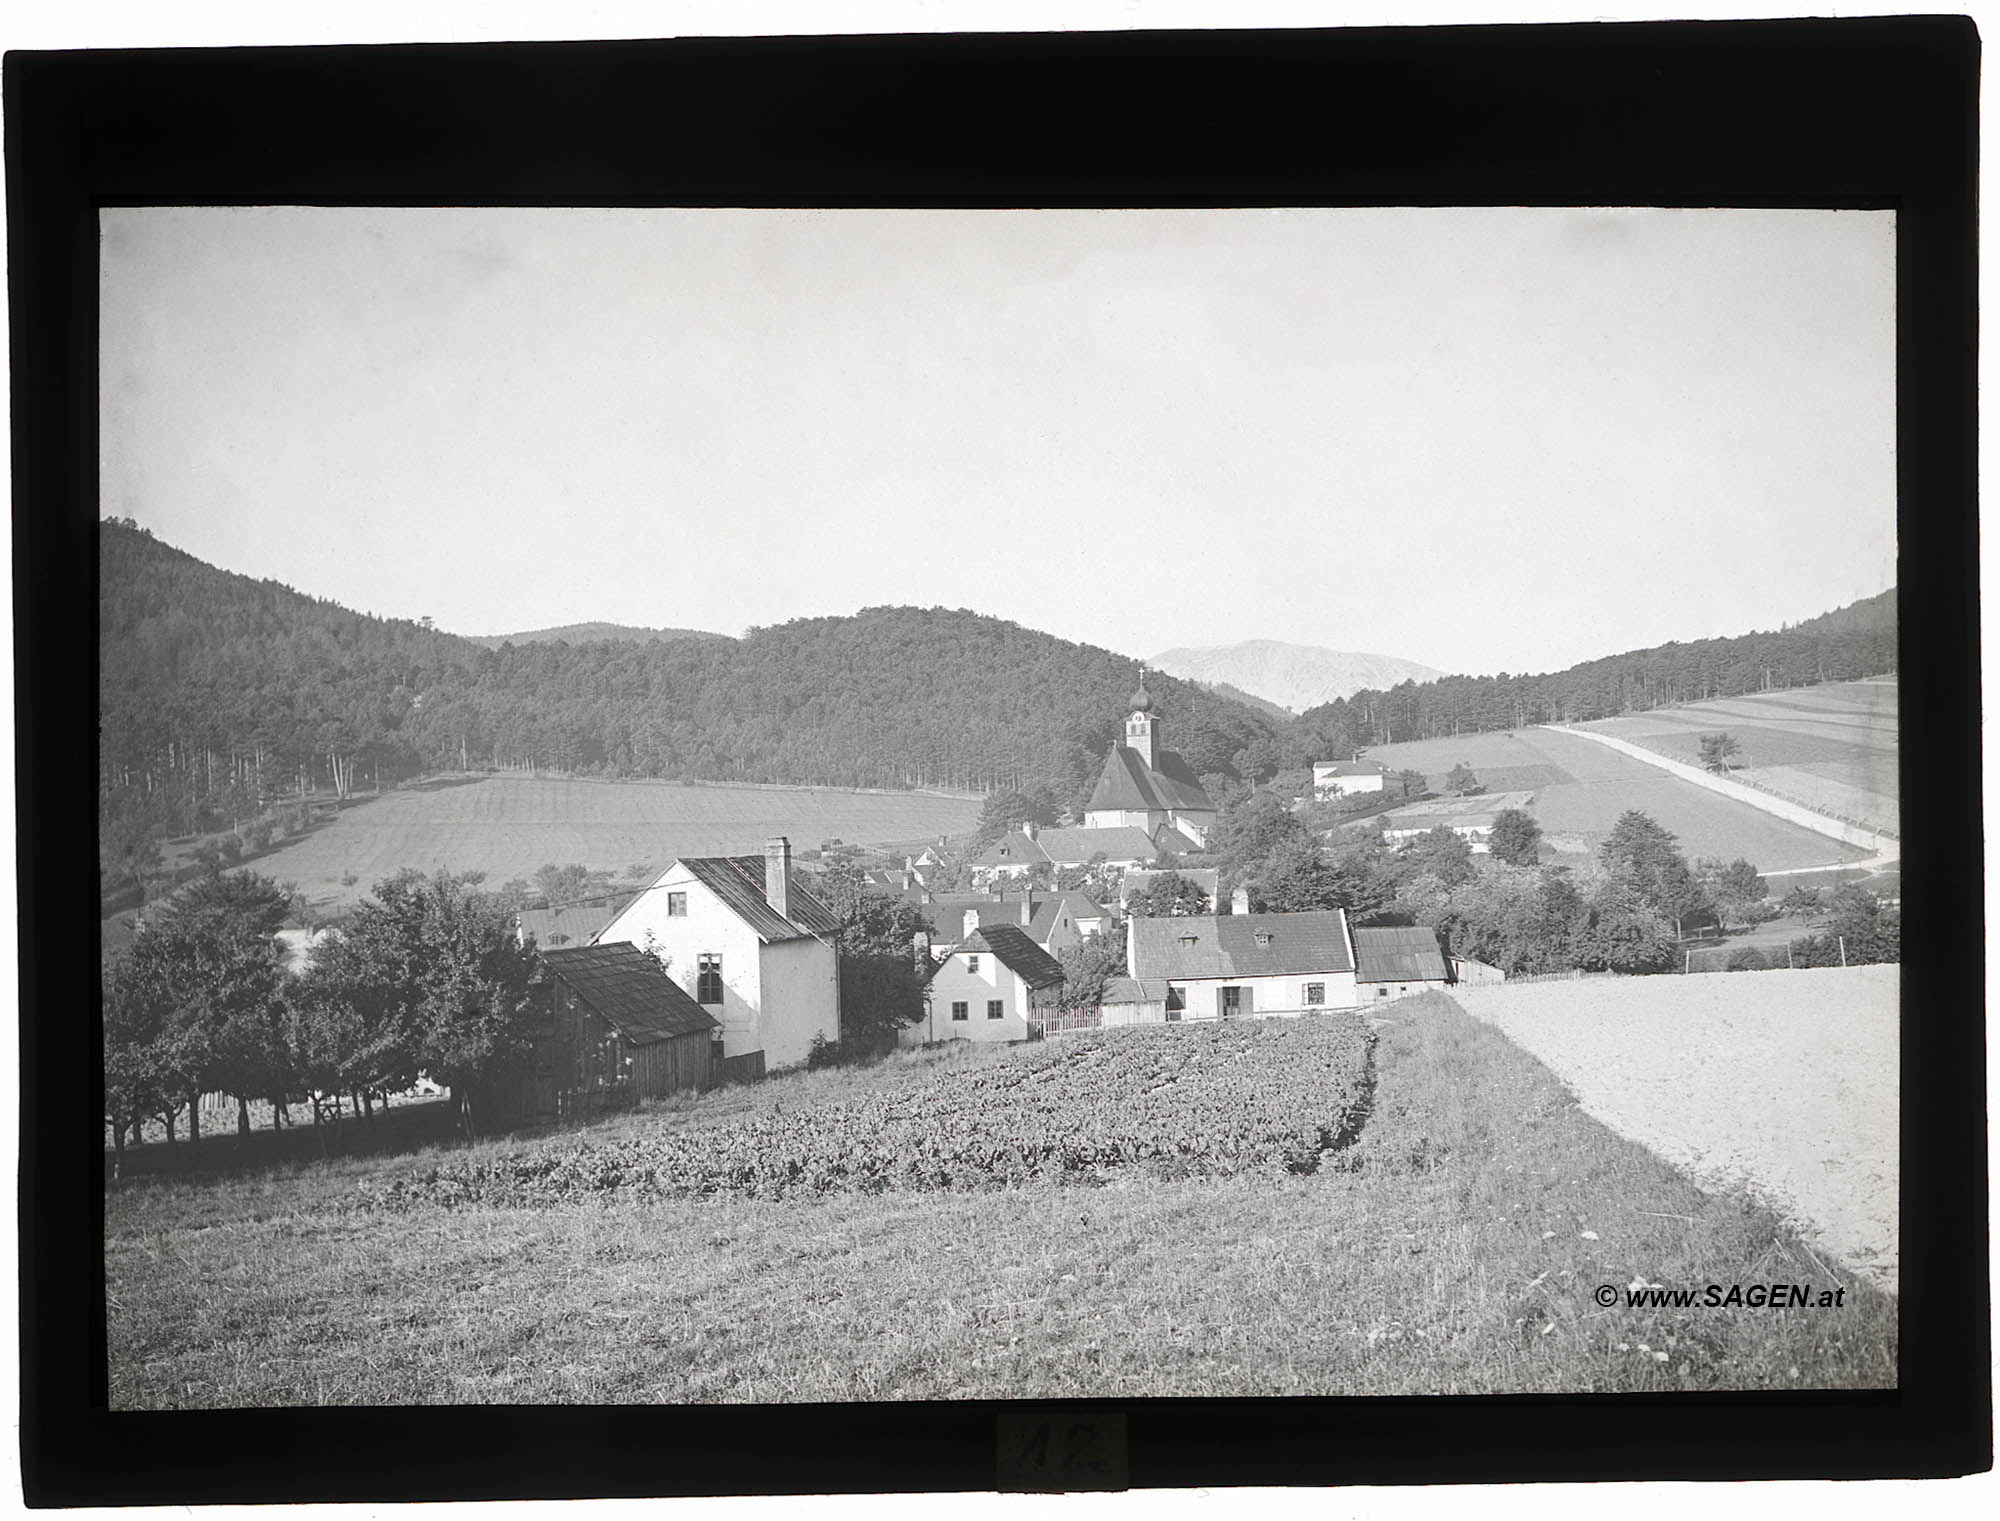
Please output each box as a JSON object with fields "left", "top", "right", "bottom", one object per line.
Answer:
{"left": 1086, "top": 744, "right": 1217, "bottom": 817}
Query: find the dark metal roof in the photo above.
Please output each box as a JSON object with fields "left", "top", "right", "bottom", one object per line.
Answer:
{"left": 678, "top": 856, "right": 840, "bottom": 943}
{"left": 1352, "top": 926, "right": 1450, "bottom": 984}
{"left": 1131, "top": 910, "right": 1355, "bottom": 980}
{"left": 953, "top": 924, "right": 1066, "bottom": 990}
{"left": 541, "top": 943, "right": 719, "bottom": 1043}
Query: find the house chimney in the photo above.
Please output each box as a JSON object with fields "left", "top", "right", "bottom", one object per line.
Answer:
{"left": 1231, "top": 885, "right": 1250, "bottom": 916}
{"left": 1023, "top": 821, "right": 1038, "bottom": 840}
{"left": 764, "top": 837, "right": 792, "bottom": 922}
{"left": 964, "top": 908, "right": 980, "bottom": 939}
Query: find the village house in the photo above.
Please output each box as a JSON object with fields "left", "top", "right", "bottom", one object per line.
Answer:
{"left": 1313, "top": 759, "right": 1390, "bottom": 799}
{"left": 515, "top": 896, "right": 632, "bottom": 950}
{"left": 904, "top": 924, "right": 1066, "bottom": 1046}
{"left": 1081, "top": 672, "right": 1218, "bottom": 849}
{"left": 1351, "top": 925, "right": 1452, "bottom": 1001}
{"left": 593, "top": 837, "right": 840, "bottom": 1079}
{"left": 1126, "top": 905, "right": 1359, "bottom": 1021}
{"left": 465, "top": 941, "right": 718, "bottom": 1125}
{"left": 1378, "top": 790, "right": 1537, "bottom": 854}
{"left": 912, "top": 888, "right": 1108, "bottom": 959}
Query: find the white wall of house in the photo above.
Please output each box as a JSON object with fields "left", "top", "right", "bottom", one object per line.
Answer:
{"left": 1084, "top": 807, "right": 1157, "bottom": 833}
{"left": 1164, "top": 969, "right": 1360, "bottom": 1020}
{"left": 758, "top": 934, "right": 840, "bottom": 1067}
{"left": 916, "top": 951, "right": 1034, "bottom": 1044}
{"left": 1165, "top": 810, "right": 1213, "bottom": 848}
{"left": 1314, "top": 766, "right": 1385, "bottom": 798}
{"left": 1357, "top": 978, "right": 1445, "bottom": 1004}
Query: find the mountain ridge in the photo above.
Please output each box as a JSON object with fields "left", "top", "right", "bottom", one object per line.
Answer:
{"left": 1151, "top": 639, "right": 1446, "bottom": 713}
{"left": 463, "top": 622, "right": 733, "bottom": 649}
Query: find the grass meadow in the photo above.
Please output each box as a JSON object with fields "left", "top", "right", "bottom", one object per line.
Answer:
{"left": 1361, "top": 726, "right": 1871, "bottom": 871}
{"left": 225, "top": 774, "right": 982, "bottom": 912}
{"left": 1580, "top": 679, "right": 1899, "bottom": 838}
{"left": 106, "top": 995, "right": 1895, "bottom": 1407}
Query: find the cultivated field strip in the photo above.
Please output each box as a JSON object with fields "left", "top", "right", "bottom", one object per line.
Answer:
{"left": 1449, "top": 967, "right": 1900, "bottom": 1291}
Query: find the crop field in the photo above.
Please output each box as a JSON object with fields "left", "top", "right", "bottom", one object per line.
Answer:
{"left": 227, "top": 775, "right": 982, "bottom": 912}
{"left": 1360, "top": 728, "right": 1868, "bottom": 871}
{"left": 1451, "top": 965, "right": 1899, "bottom": 1292}
{"left": 107, "top": 997, "right": 1894, "bottom": 1407}
{"left": 1579, "top": 680, "right": 1898, "bottom": 838}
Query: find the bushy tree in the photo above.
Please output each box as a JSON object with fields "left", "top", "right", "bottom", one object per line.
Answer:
{"left": 975, "top": 785, "right": 1061, "bottom": 844}
{"left": 1394, "top": 768, "right": 1428, "bottom": 801}
{"left": 1057, "top": 932, "right": 1126, "bottom": 1013}
{"left": 1487, "top": 807, "right": 1542, "bottom": 867}
{"left": 1445, "top": 762, "right": 1483, "bottom": 796}
{"left": 1787, "top": 885, "right": 1899, "bottom": 966}
{"left": 1572, "top": 880, "right": 1678, "bottom": 974}
{"left": 1395, "top": 826, "right": 1476, "bottom": 889}
{"left": 831, "top": 888, "right": 934, "bottom": 1050}
{"left": 1779, "top": 884, "right": 1826, "bottom": 922}
{"left": 1695, "top": 857, "right": 1769, "bottom": 930}
{"left": 1599, "top": 810, "right": 1711, "bottom": 937}
{"left": 1123, "top": 870, "right": 1212, "bottom": 917}
{"left": 1698, "top": 732, "right": 1741, "bottom": 773}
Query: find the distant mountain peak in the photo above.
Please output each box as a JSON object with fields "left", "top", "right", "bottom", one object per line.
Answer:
{"left": 1149, "top": 641, "right": 1445, "bottom": 713}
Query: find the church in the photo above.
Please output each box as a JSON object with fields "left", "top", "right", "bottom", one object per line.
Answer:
{"left": 1081, "top": 672, "right": 1218, "bottom": 850}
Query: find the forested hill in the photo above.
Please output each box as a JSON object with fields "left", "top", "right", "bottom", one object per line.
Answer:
{"left": 98, "top": 521, "right": 1282, "bottom": 824}
{"left": 1282, "top": 589, "right": 1897, "bottom": 767}
{"left": 463, "top": 622, "right": 732, "bottom": 649}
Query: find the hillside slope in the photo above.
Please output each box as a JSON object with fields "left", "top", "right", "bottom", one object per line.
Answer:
{"left": 463, "top": 622, "right": 732, "bottom": 649}
{"left": 1151, "top": 639, "right": 1444, "bottom": 713}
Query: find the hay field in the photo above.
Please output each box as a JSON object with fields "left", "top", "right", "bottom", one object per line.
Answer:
{"left": 1580, "top": 680, "right": 1898, "bottom": 837}
{"left": 242, "top": 775, "right": 981, "bottom": 911}
{"left": 1359, "top": 728, "right": 1867, "bottom": 871}
{"left": 1450, "top": 966, "right": 1900, "bottom": 1291}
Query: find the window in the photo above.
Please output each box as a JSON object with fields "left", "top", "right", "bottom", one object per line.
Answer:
{"left": 987, "top": 1000, "right": 1004, "bottom": 1020}
{"left": 951, "top": 1001, "right": 969, "bottom": 1022}
{"left": 1303, "top": 982, "right": 1325, "bottom": 1006}
{"left": 1220, "top": 986, "right": 1242, "bottom": 1017}
{"left": 1165, "top": 986, "right": 1184, "bottom": 1023}
{"left": 1377, "top": 986, "right": 1390, "bottom": 999}
{"left": 697, "top": 953, "right": 723, "bottom": 1004}
{"left": 667, "top": 891, "right": 687, "bottom": 917}
{"left": 966, "top": 955, "right": 980, "bottom": 974}
{"left": 1254, "top": 932, "right": 1273, "bottom": 947}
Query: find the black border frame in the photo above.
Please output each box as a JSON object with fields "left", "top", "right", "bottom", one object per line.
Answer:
{"left": 12, "top": 17, "right": 1987, "bottom": 1503}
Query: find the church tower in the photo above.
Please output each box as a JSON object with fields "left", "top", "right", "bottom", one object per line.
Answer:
{"left": 1124, "top": 669, "right": 1161, "bottom": 770}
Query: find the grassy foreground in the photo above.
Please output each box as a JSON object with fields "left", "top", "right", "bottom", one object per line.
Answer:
{"left": 106, "top": 995, "right": 1895, "bottom": 1406}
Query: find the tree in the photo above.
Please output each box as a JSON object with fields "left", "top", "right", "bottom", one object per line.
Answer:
{"left": 1698, "top": 732, "right": 1741, "bottom": 774}
{"left": 1123, "top": 870, "right": 1212, "bottom": 917}
{"left": 1572, "top": 880, "right": 1678, "bottom": 974}
{"left": 1394, "top": 826, "right": 1476, "bottom": 889}
{"left": 1487, "top": 807, "right": 1542, "bottom": 867}
{"left": 1599, "top": 810, "right": 1711, "bottom": 937}
{"left": 1057, "top": 932, "right": 1126, "bottom": 1013}
{"left": 831, "top": 888, "right": 934, "bottom": 1050}
{"left": 1212, "top": 791, "right": 1309, "bottom": 875}
{"left": 1779, "top": 884, "right": 1826, "bottom": 922}
{"left": 975, "top": 786, "right": 1060, "bottom": 844}
{"left": 1248, "top": 836, "right": 1393, "bottom": 916}
{"left": 300, "top": 870, "right": 534, "bottom": 1139}
{"left": 1695, "top": 857, "right": 1768, "bottom": 930}
{"left": 1394, "top": 768, "right": 1428, "bottom": 801}
{"left": 1445, "top": 762, "right": 1483, "bottom": 796}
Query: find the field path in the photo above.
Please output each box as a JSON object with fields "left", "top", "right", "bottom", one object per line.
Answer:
{"left": 1448, "top": 966, "right": 1899, "bottom": 1292}
{"left": 1542, "top": 724, "right": 1898, "bottom": 861}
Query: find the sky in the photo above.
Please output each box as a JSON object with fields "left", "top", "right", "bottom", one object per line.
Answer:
{"left": 100, "top": 204, "right": 1896, "bottom": 678}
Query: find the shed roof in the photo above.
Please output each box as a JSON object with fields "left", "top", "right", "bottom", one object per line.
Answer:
{"left": 518, "top": 897, "right": 633, "bottom": 949}
{"left": 1099, "top": 975, "right": 1175, "bottom": 1005}
{"left": 677, "top": 856, "right": 839, "bottom": 942}
{"left": 541, "top": 943, "right": 719, "bottom": 1043}
{"left": 1352, "top": 926, "right": 1450, "bottom": 984}
{"left": 1131, "top": 909, "right": 1355, "bottom": 980}
{"left": 946, "top": 924, "right": 1067, "bottom": 990}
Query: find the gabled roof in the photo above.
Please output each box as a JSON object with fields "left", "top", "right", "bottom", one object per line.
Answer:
{"left": 1026, "top": 891, "right": 1107, "bottom": 942}
{"left": 677, "top": 856, "right": 840, "bottom": 943}
{"left": 1131, "top": 910, "right": 1355, "bottom": 980}
{"left": 1035, "top": 825, "right": 1161, "bottom": 865}
{"left": 967, "top": 831, "right": 1053, "bottom": 869}
{"left": 940, "top": 924, "right": 1067, "bottom": 991}
{"left": 518, "top": 897, "right": 634, "bottom": 949}
{"left": 1352, "top": 926, "right": 1450, "bottom": 984}
{"left": 1086, "top": 743, "right": 1216, "bottom": 817}
{"left": 540, "top": 943, "right": 719, "bottom": 1043}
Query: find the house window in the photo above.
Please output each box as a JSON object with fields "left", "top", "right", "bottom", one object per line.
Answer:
{"left": 967, "top": 955, "right": 980, "bottom": 974}
{"left": 1165, "top": 987, "right": 1184, "bottom": 1023}
{"left": 987, "top": 1000, "right": 1004, "bottom": 1020}
{"left": 1254, "top": 932, "right": 1273, "bottom": 947}
{"left": 667, "top": 891, "right": 687, "bottom": 917}
{"left": 1220, "top": 986, "right": 1242, "bottom": 1017}
{"left": 951, "top": 1001, "right": 970, "bottom": 1022}
{"left": 1303, "top": 982, "right": 1325, "bottom": 1006}
{"left": 697, "top": 954, "right": 723, "bottom": 1004}
{"left": 1377, "top": 986, "right": 1390, "bottom": 999}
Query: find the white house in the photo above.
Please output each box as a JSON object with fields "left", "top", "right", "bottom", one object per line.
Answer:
{"left": 1313, "top": 759, "right": 1389, "bottom": 799}
{"left": 1081, "top": 672, "right": 1217, "bottom": 849}
{"left": 905, "top": 924, "right": 1066, "bottom": 1045}
{"left": 593, "top": 837, "right": 840, "bottom": 1075}
{"left": 1126, "top": 908, "right": 1359, "bottom": 1022}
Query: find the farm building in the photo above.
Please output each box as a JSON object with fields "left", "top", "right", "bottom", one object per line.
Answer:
{"left": 594, "top": 838, "right": 840, "bottom": 1078}
{"left": 905, "top": 923, "right": 1066, "bottom": 1046}
{"left": 1450, "top": 955, "right": 1507, "bottom": 986}
{"left": 1379, "top": 790, "right": 1537, "bottom": 853}
{"left": 966, "top": 829, "right": 1052, "bottom": 882}
{"left": 1313, "top": 759, "right": 1389, "bottom": 798}
{"left": 1126, "top": 908, "right": 1359, "bottom": 1021}
{"left": 515, "top": 896, "right": 633, "bottom": 950}
{"left": 1098, "top": 976, "right": 1175, "bottom": 1027}
{"left": 1080, "top": 673, "right": 1218, "bottom": 849}
{"left": 464, "top": 941, "right": 718, "bottom": 1126}
{"left": 1352, "top": 926, "right": 1451, "bottom": 1002}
